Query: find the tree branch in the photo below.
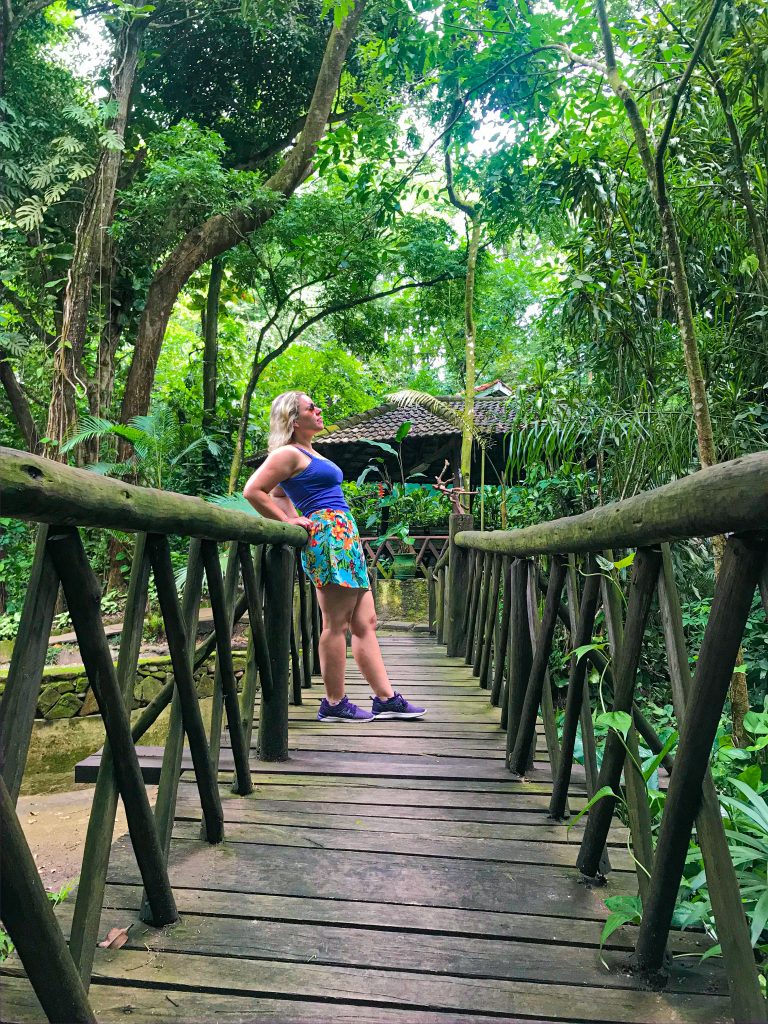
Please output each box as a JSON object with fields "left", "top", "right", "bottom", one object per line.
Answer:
{"left": 655, "top": 0, "right": 723, "bottom": 197}
{"left": 444, "top": 145, "right": 475, "bottom": 219}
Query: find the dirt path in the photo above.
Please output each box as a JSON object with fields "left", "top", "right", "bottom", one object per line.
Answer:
{"left": 18, "top": 786, "right": 157, "bottom": 892}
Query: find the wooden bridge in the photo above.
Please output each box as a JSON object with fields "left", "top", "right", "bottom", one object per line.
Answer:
{"left": 0, "top": 446, "right": 766, "bottom": 1023}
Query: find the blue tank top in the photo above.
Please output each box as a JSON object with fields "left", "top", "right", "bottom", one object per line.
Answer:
{"left": 280, "top": 446, "right": 350, "bottom": 517}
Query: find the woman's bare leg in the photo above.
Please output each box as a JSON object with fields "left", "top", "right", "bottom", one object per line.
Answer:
{"left": 315, "top": 584, "right": 359, "bottom": 703}
{"left": 350, "top": 590, "right": 395, "bottom": 700}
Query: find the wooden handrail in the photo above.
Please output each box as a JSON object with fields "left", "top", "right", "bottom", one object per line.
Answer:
{"left": 0, "top": 450, "right": 324, "bottom": 1020}
{"left": 0, "top": 447, "right": 306, "bottom": 546}
{"left": 454, "top": 452, "right": 768, "bottom": 555}
{"left": 437, "top": 449, "right": 768, "bottom": 1021}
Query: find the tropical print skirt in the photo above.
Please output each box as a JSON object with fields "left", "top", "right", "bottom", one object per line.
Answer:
{"left": 303, "top": 509, "right": 369, "bottom": 590}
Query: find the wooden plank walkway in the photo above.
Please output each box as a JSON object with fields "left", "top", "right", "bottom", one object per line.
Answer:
{"left": 3, "top": 637, "right": 729, "bottom": 1023}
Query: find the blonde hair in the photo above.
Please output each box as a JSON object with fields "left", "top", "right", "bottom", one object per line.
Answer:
{"left": 268, "top": 391, "right": 306, "bottom": 451}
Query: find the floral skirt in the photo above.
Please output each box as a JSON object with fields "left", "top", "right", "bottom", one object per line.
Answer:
{"left": 302, "top": 509, "right": 369, "bottom": 590}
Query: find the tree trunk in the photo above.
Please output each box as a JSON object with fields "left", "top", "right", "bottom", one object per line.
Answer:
{"left": 461, "top": 215, "right": 481, "bottom": 510}
{"left": 118, "top": 2, "right": 366, "bottom": 443}
{"left": 0, "top": 353, "right": 40, "bottom": 452}
{"left": 593, "top": 0, "right": 752, "bottom": 740}
{"left": 202, "top": 258, "right": 223, "bottom": 436}
{"left": 46, "top": 16, "right": 146, "bottom": 459}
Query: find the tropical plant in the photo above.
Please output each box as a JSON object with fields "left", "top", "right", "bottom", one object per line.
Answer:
{"left": 60, "top": 406, "right": 222, "bottom": 493}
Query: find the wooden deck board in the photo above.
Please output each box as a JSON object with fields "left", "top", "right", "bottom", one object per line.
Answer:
{"left": 6, "top": 636, "right": 726, "bottom": 1023}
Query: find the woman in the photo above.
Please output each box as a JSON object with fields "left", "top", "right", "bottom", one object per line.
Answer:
{"left": 243, "top": 391, "right": 426, "bottom": 723}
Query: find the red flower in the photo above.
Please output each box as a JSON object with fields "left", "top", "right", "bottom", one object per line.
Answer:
{"left": 377, "top": 483, "right": 385, "bottom": 498}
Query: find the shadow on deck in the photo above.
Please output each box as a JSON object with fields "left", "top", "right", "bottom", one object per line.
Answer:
{"left": 3, "top": 636, "right": 728, "bottom": 1024}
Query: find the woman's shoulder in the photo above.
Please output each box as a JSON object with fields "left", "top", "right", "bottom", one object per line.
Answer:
{"left": 268, "top": 444, "right": 302, "bottom": 463}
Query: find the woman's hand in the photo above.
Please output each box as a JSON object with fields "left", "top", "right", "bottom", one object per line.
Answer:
{"left": 285, "top": 515, "right": 313, "bottom": 532}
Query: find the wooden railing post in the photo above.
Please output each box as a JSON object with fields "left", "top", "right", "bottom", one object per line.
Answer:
{"left": 201, "top": 539, "right": 253, "bottom": 795}
{"left": 549, "top": 563, "right": 600, "bottom": 820}
{"left": 490, "top": 556, "right": 512, "bottom": 708}
{"left": 599, "top": 550, "right": 655, "bottom": 902}
{"left": 0, "top": 526, "right": 58, "bottom": 804}
{"left": 657, "top": 542, "right": 766, "bottom": 1020}
{"left": 148, "top": 536, "right": 223, "bottom": 851}
{"left": 70, "top": 534, "right": 151, "bottom": 985}
{"left": 634, "top": 537, "right": 766, "bottom": 979}
{"left": 509, "top": 556, "right": 566, "bottom": 775}
{"left": 0, "top": 775, "right": 96, "bottom": 1023}
{"left": 576, "top": 548, "right": 661, "bottom": 877}
{"left": 445, "top": 513, "right": 473, "bottom": 657}
{"left": 47, "top": 527, "right": 177, "bottom": 927}
{"left": 258, "top": 544, "right": 294, "bottom": 761}
{"left": 472, "top": 551, "right": 493, "bottom": 676}
{"left": 505, "top": 558, "right": 533, "bottom": 767}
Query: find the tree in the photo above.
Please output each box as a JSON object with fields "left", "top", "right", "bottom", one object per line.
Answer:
{"left": 117, "top": 1, "right": 367, "bottom": 441}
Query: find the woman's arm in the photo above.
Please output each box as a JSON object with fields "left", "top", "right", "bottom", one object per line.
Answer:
{"left": 243, "top": 449, "right": 313, "bottom": 530}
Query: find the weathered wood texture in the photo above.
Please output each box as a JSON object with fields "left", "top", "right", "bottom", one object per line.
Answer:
{"left": 0, "top": 446, "right": 306, "bottom": 545}
{"left": 634, "top": 538, "right": 766, "bottom": 976}
{"left": 454, "top": 451, "right": 768, "bottom": 555}
{"left": 4, "top": 637, "right": 728, "bottom": 1024}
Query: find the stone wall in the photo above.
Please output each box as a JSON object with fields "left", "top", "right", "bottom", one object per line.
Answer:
{"left": 0, "top": 651, "right": 247, "bottom": 721}
{"left": 375, "top": 579, "right": 429, "bottom": 623}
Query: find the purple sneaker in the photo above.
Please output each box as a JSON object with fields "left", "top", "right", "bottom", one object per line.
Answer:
{"left": 371, "top": 691, "right": 426, "bottom": 720}
{"left": 317, "top": 695, "right": 373, "bottom": 723}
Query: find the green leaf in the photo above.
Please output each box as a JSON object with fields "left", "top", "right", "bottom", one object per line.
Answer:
{"left": 595, "top": 711, "right": 632, "bottom": 738}
{"left": 394, "top": 421, "right": 412, "bottom": 443}
{"left": 566, "top": 785, "right": 616, "bottom": 830}
{"left": 642, "top": 730, "right": 678, "bottom": 782}
{"left": 573, "top": 641, "right": 608, "bottom": 661}
{"left": 361, "top": 439, "right": 399, "bottom": 457}
{"left": 699, "top": 943, "right": 722, "bottom": 962}
{"left": 613, "top": 552, "right": 636, "bottom": 570}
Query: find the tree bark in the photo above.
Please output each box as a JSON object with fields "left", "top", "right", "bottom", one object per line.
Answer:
{"left": 461, "top": 215, "right": 480, "bottom": 510}
{"left": 46, "top": 16, "right": 147, "bottom": 459}
{"left": 0, "top": 352, "right": 40, "bottom": 452}
{"left": 119, "top": 2, "right": 366, "bottom": 437}
{"left": 202, "top": 257, "right": 223, "bottom": 436}
{"left": 444, "top": 142, "right": 480, "bottom": 511}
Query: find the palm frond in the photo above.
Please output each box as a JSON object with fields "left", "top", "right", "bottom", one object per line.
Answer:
{"left": 60, "top": 416, "right": 120, "bottom": 452}
{"left": 208, "top": 493, "right": 261, "bottom": 516}
{"left": 386, "top": 389, "right": 491, "bottom": 449}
